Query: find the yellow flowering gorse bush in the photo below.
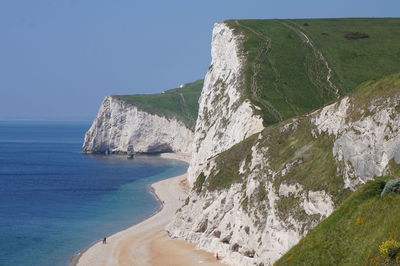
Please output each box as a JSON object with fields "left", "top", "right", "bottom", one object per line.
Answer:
{"left": 379, "top": 240, "right": 400, "bottom": 257}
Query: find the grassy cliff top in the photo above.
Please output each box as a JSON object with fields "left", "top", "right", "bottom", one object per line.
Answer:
{"left": 225, "top": 18, "right": 400, "bottom": 126}
{"left": 112, "top": 80, "right": 203, "bottom": 131}
{"left": 275, "top": 177, "right": 400, "bottom": 266}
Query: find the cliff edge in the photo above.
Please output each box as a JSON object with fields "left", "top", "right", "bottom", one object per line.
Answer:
{"left": 82, "top": 81, "right": 202, "bottom": 154}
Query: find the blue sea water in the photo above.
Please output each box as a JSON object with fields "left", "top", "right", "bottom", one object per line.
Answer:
{"left": 0, "top": 121, "right": 187, "bottom": 266}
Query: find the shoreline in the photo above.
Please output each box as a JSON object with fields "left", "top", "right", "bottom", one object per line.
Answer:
{"left": 71, "top": 152, "right": 223, "bottom": 266}
{"left": 69, "top": 184, "right": 166, "bottom": 266}
{"left": 69, "top": 153, "right": 185, "bottom": 266}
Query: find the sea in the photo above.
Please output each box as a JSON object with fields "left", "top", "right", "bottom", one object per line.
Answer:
{"left": 0, "top": 121, "right": 188, "bottom": 266}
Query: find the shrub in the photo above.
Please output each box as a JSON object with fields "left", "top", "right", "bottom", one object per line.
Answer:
{"left": 241, "top": 196, "right": 249, "bottom": 210}
{"left": 231, "top": 243, "right": 240, "bottom": 252}
{"left": 244, "top": 226, "right": 250, "bottom": 234}
{"left": 193, "top": 172, "right": 206, "bottom": 193}
{"left": 345, "top": 32, "right": 369, "bottom": 40}
{"left": 195, "top": 219, "right": 208, "bottom": 233}
{"left": 243, "top": 249, "right": 256, "bottom": 258}
{"left": 381, "top": 178, "right": 400, "bottom": 195}
{"left": 213, "top": 230, "right": 221, "bottom": 238}
{"left": 379, "top": 240, "right": 400, "bottom": 259}
{"left": 257, "top": 183, "right": 267, "bottom": 202}
{"left": 221, "top": 234, "right": 231, "bottom": 244}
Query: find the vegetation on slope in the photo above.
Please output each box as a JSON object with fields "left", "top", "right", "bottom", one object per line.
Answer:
{"left": 225, "top": 18, "right": 400, "bottom": 126}
{"left": 194, "top": 102, "right": 351, "bottom": 225}
{"left": 197, "top": 72, "right": 400, "bottom": 192}
{"left": 276, "top": 177, "right": 400, "bottom": 266}
{"left": 113, "top": 80, "right": 203, "bottom": 130}
{"left": 200, "top": 134, "right": 259, "bottom": 191}
{"left": 194, "top": 72, "right": 400, "bottom": 230}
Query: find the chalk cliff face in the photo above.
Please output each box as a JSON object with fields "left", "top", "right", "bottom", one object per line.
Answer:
{"left": 82, "top": 96, "right": 193, "bottom": 154}
{"left": 168, "top": 20, "right": 400, "bottom": 266}
{"left": 312, "top": 95, "right": 400, "bottom": 190}
{"left": 169, "top": 79, "right": 400, "bottom": 265}
{"left": 187, "top": 22, "right": 264, "bottom": 185}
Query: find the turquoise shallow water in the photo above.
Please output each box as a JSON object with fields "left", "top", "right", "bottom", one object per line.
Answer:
{"left": 0, "top": 121, "right": 187, "bottom": 266}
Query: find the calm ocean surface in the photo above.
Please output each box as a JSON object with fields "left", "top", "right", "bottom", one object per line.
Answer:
{"left": 0, "top": 121, "right": 187, "bottom": 266}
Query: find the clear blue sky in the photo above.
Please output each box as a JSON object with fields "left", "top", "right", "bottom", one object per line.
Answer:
{"left": 1, "top": 0, "right": 399, "bottom": 121}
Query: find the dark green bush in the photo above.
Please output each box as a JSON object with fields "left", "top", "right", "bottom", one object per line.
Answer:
{"left": 381, "top": 178, "right": 400, "bottom": 195}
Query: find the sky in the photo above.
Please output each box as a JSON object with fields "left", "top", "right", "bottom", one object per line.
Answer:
{"left": 0, "top": 0, "right": 399, "bottom": 121}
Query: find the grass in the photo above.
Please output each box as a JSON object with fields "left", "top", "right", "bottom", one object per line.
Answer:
{"left": 260, "top": 118, "right": 351, "bottom": 223}
{"left": 197, "top": 134, "right": 258, "bottom": 192}
{"left": 198, "top": 113, "right": 350, "bottom": 206}
{"left": 345, "top": 72, "right": 400, "bottom": 122}
{"left": 193, "top": 172, "right": 206, "bottom": 193}
{"left": 224, "top": 18, "right": 400, "bottom": 127}
{"left": 266, "top": 119, "right": 351, "bottom": 204}
{"left": 275, "top": 177, "right": 400, "bottom": 266}
{"left": 196, "top": 72, "right": 400, "bottom": 232}
{"left": 113, "top": 80, "right": 203, "bottom": 130}
{"left": 199, "top": 73, "right": 400, "bottom": 194}
{"left": 291, "top": 18, "right": 400, "bottom": 94}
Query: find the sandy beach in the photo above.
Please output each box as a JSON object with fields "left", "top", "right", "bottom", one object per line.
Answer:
{"left": 72, "top": 154, "right": 224, "bottom": 266}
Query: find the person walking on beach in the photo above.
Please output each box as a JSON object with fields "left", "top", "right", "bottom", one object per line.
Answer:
{"left": 102, "top": 237, "right": 107, "bottom": 244}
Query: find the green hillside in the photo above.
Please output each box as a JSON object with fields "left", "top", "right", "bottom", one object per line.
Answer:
{"left": 226, "top": 18, "right": 400, "bottom": 126}
{"left": 275, "top": 177, "right": 400, "bottom": 266}
{"left": 113, "top": 80, "right": 203, "bottom": 131}
{"left": 194, "top": 73, "right": 400, "bottom": 238}
{"left": 196, "top": 73, "right": 400, "bottom": 193}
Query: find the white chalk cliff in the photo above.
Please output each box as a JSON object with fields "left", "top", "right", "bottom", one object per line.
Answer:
{"left": 168, "top": 21, "right": 400, "bottom": 266}
{"left": 82, "top": 96, "right": 194, "bottom": 154}
{"left": 312, "top": 96, "right": 400, "bottom": 190}
{"left": 169, "top": 91, "right": 400, "bottom": 266}
{"left": 187, "top": 22, "right": 264, "bottom": 185}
